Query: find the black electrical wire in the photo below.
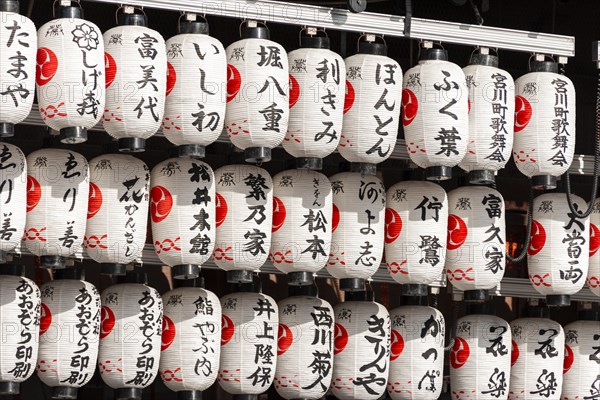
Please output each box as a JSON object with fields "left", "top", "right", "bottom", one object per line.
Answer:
{"left": 506, "top": 183, "right": 535, "bottom": 264}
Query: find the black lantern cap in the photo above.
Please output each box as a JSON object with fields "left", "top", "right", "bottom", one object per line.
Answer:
{"left": 118, "top": 9, "right": 147, "bottom": 27}
{"left": 0, "top": 381, "right": 19, "bottom": 395}
{"left": 241, "top": 23, "right": 269, "bottom": 40}
{"left": 463, "top": 289, "right": 490, "bottom": 303}
{"left": 402, "top": 294, "right": 429, "bottom": 306}
{"left": 469, "top": 52, "right": 499, "bottom": 68}
{"left": 524, "top": 306, "right": 550, "bottom": 319}
{"left": 55, "top": 267, "right": 84, "bottom": 280}
{"left": 55, "top": 1, "right": 82, "bottom": 19}
{"left": 288, "top": 282, "right": 318, "bottom": 297}
{"left": 340, "top": 278, "right": 366, "bottom": 292}
{"left": 174, "top": 275, "right": 205, "bottom": 289}
{"left": 179, "top": 20, "right": 208, "bottom": 35}
{"left": 420, "top": 48, "right": 448, "bottom": 61}
{"left": 125, "top": 270, "right": 148, "bottom": 284}
{"left": 0, "top": 264, "right": 25, "bottom": 276}
{"left": 530, "top": 60, "right": 559, "bottom": 73}
{"left": 358, "top": 41, "right": 387, "bottom": 56}
{"left": 301, "top": 35, "right": 330, "bottom": 49}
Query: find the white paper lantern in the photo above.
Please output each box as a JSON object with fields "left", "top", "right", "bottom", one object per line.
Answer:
{"left": 509, "top": 317, "right": 564, "bottom": 400}
{"left": 327, "top": 171, "right": 385, "bottom": 291}
{"left": 513, "top": 62, "right": 576, "bottom": 190}
{"left": 275, "top": 295, "right": 334, "bottom": 399}
{"left": 103, "top": 10, "right": 166, "bottom": 152}
{"left": 338, "top": 38, "right": 401, "bottom": 166}
{"left": 160, "top": 285, "right": 221, "bottom": 397}
{"left": 151, "top": 157, "right": 215, "bottom": 280}
{"left": 528, "top": 193, "right": 589, "bottom": 307}
{"left": 98, "top": 279, "right": 163, "bottom": 400}
{"left": 37, "top": 276, "right": 101, "bottom": 399}
{"left": 284, "top": 34, "right": 345, "bottom": 169}
{"left": 213, "top": 165, "right": 273, "bottom": 283}
{"left": 162, "top": 18, "right": 226, "bottom": 158}
{"left": 225, "top": 22, "right": 289, "bottom": 163}
{"left": 25, "top": 149, "right": 89, "bottom": 268}
{"left": 0, "top": 273, "right": 41, "bottom": 395}
{"left": 270, "top": 169, "right": 332, "bottom": 285}
{"left": 385, "top": 181, "right": 447, "bottom": 292}
{"left": 460, "top": 53, "right": 515, "bottom": 184}
{"left": 387, "top": 305, "right": 445, "bottom": 400}
{"left": 562, "top": 318, "right": 600, "bottom": 400}
{"left": 0, "top": 143, "right": 26, "bottom": 262}
{"left": 446, "top": 186, "right": 506, "bottom": 301}
{"left": 0, "top": 4, "right": 36, "bottom": 137}
{"left": 219, "top": 291, "right": 279, "bottom": 396}
{"left": 85, "top": 154, "right": 149, "bottom": 276}
{"left": 588, "top": 197, "right": 600, "bottom": 297}
{"left": 450, "top": 314, "right": 511, "bottom": 400}
{"left": 402, "top": 48, "right": 469, "bottom": 180}
{"left": 331, "top": 299, "right": 390, "bottom": 400}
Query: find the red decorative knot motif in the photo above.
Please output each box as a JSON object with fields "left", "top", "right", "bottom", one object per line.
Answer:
{"left": 226, "top": 120, "right": 249, "bottom": 137}
{"left": 26, "top": 227, "right": 46, "bottom": 242}
{"left": 213, "top": 247, "right": 233, "bottom": 261}
{"left": 447, "top": 268, "right": 475, "bottom": 282}
{"left": 40, "top": 102, "right": 67, "bottom": 121}
{"left": 327, "top": 252, "right": 345, "bottom": 266}
{"left": 99, "top": 358, "right": 122, "bottom": 374}
{"left": 587, "top": 276, "right": 600, "bottom": 288}
{"left": 162, "top": 115, "right": 182, "bottom": 131}
{"left": 160, "top": 368, "right": 183, "bottom": 382}
{"left": 37, "top": 359, "right": 58, "bottom": 374}
{"left": 337, "top": 133, "right": 353, "bottom": 148}
{"left": 513, "top": 149, "right": 537, "bottom": 164}
{"left": 406, "top": 140, "right": 426, "bottom": 154}
{"left": 218, "top": 368, "right": 241, "bottom": 383}
{"left": 270, "top": 250, "right": 293, "bottom": 265}
{"left": 154, "top": 237, "right": 181, "bottom": 254}
{"left": 84, "top": 234, "right": 108, "bottom": 249}
{"left": 274, "top": 375, "right": 300, "bottom": 389}
{"left": 529, "top": 273, "right": 552, "bottom": 287}
{"left": 387, "top": 260, "right": 408, "bottom": 275}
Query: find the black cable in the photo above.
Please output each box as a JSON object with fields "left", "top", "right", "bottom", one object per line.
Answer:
{"left": 506, "top": 183, "right": 535, "bottom": 264}
{"left": 404, "top": 0, "right": 412, "bottom": 37}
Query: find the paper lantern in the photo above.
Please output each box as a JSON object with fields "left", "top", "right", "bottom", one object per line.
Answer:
{"left": 327, "top": 171, "right": 385, "bottom": 291}
{"left": 0, "top": 143, "right": 26, "bottom": 263}
{"left": 151, "top": 157, "right": 215, "bottom": 280}
{"left": 284, "top": 31, "right": 345, "bottom": 170}
{"left": 402, "top": 48, "right": 469, "bottom": 180}
{"left": 25, "top": 149, "right": 89, "bottom": 268}
{"left": 562, "top": 317, "right": 600, "bottom": 400}
{"left": 460, "top": 51, "right": 515, "bottom": 184}
{"left": 37, "top": 273, "right": 101, "bottom": 400}
{"left": 270, "top": 169, "right": 332, "bottom": 285}
{"left": 0, "top": 272, "right": 41, "bottom": 395}
{"left": 588, "top": 197, "right": 600, "bottom": 297}
{"left": 513, "top": 61, "right": 576, "bottom": 189}
{"left": 86, "top": 154, "right": 149, "bottom": 276}
{"left": 339, "top": 36, "right": 401, "bottom": 167}
{"left": 162, "top": 16, "right": 226, "bottom": 158}
{"left": 385, "top": 180, "right": 447, "bottom": 294}
{"left": 219, "top": 291, "right": 279, "bottom": 397}
{"left": 331, "top": 298, "right": 390, "bottom": 400}
{"left": 213, "top": 165, "right": 273, "bottom": 283}
{"left": 387, "top": 305, "right": 445, "bottom": 400}
{"left": 225, "top": 21, "right": 289, "bottom": 163}
{"left": 528, "top": 192, "right": 589, "bottom": 307}
{"left": 103, "top": 9, "right": 166, "bottom": 152}
{"left": 98, "top": 275, "right": 163, "bottom": 400}
{"left": 509, "top": 316, "right": 564, "bottom": 400}
{"left": 450, "top": 313, "right": 512, "bottom": 400}
{"left": 160, "top": 284, "right": 221, "bottom": 398}
{"left": 0, "top": 1, "right": 36, "bottom": 137}
{"left": 446, "top": 186, "right": 506, "bottom": 302}
{"left": 275, "top": 295, "right": 334, "bottom": 399}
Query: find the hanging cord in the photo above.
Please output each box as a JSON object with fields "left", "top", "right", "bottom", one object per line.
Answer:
{"left": 506, "top": 183, "right": 535, "bottom": 264}
{"left": 403, "top": 0, "right": 412, "bottom": 37}
{"left": 469, "top": 0, "right": 484, "bottom": 25}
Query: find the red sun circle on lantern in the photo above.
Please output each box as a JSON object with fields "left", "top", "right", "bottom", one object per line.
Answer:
{"left": 390, "top": 330, "right": 404, "bottom": 361}
{"left": 226, "top": 64, "right": 241, "bottom": 103}
{"left": 332, "top": 204, "right": 340, "bottom": 233}
{"left": 563, "top": 344, "right": 574, "bottom": 374}
{"left": 590, "top": 224, "right": 600, "bottom": 257}
{"left": 87, "top": 182, "right": 102, "bottom": 219}
{"left": 450, "top": 336, "right": 470, "bottom": 369}
{"left": 161, "top": 315, "right": 176, "bottom": 351}
{"left": 385, "top": 208, "right": 402, "bottom": 244}
{"left": 528, "top": 220, "right": 546, "bottom": 256}
{"left": 514, "top": 95, "right": 532, "bottom": 132}
{"left": 216, "top": 192, "right": 228, "bottom": 228}
{"left": 36, "top": 47, "right": 58, "bottom": 86}
{"left": 150, "top": 186, "right": 173, "bottom": 223}
{"left": 40, "top": 303, "right": 52, "bottom": 336}
{"left": 221, "top": 315, "right": 235, "bottom": 346}
{"left": 447, "top": 214, "right": 468, "bottom": 250}
{"left": 104, "top": 52, "right": 117, "bottom": 89}
{"left": 288, "top": 74, "right": 300, "bottom": 108}
{"left": 401, "top": 89, "right": 418, "bottom": 126}
{"left": 26, "top": 175, "right": 41, "bottom": 212}
{"left": 343, "top": 80, "right": 355, "bottom": 114}
{"left": 334, "top": 322, "right": 348, "bottom": 355}
{"left": 100, "top": 306, "right": 116, "bottom": 340}
{"left": 272, "top": 197, "right": 286, "bottom": 233}
{"left": 166, "top": 62, "right": 176, "bottom": 96}
{"left": 511, "top": 339, "right": 519, "bottom": 366}
{"left": 277, "top": 323, "right": 293, "bottom": 356}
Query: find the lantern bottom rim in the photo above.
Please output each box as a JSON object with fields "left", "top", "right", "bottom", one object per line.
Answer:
{"left": 426, "top": 166, "right": 452, "bottom": 181}
{"left": 173, "top": 264, "right": 201, "bottom": 280}
{"left": 463, "top": 289, "right": 490, "bottom": 303}
{"left": 546, "top": 294, "right": 571, "bottom": 307}
{"left": 60, "top": 127, "right": 87, "bottom": 144}
{"left": 40, "top": 255, "right": 65, "bottom": 269}
{"left": 0, "top": 122, "right": 14, "bottom": 138}
{"left": 340, "top": 278, "right": 366, "bottom": 292}
{"left": 50, "top": 386, "right": 78, "bottom": 399}
{"left": 245, "top": 147, "right": 271, "bottom": 163}
{"left": 468, "top": 169, "right": 496, "bottom": 185}
{"left": 401, "top": 283, "right": 429, "bottom": 297}
{"left": 232, "top": 395, "right": 258, "bottom": 400}
{"left": 350, "top": 162, "right": 377, "bottom": 175}
{"left": 0, "top": 381, "right": 19, "bottom": 395}
{"left": 0, "top": 264, "right": 24, "bottom": 276}
{"left": 531, "top": 175, "right": 557, "bottom": 190}
{"left": 118, "top": 137, "right": 146, "bottom": 153}
{"left": 227, "top": 269, "right": 254, "bottom": 284}
{"left": 100, "top": 263, "right": 127, "bottom": 276}
{"left": 287, "top": 271, "right": 314, "bottom": 287}
{"left": 115, "top": 387, "right": 142, "bottom": 400}
{"left": 295, "top": 157, "right": 322, "bottom": 171}
{"left": 177, "top": 390, "right": 203, "bottom": 400}
{"left": 177, "top": 144, "right": 206, "bottom": 159}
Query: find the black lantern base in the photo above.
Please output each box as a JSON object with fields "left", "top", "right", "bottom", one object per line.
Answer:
{"left": 0, "top": 264, "right": 24, "bottom": 276}
{"left": 0, "top": 122, "right": 14, "bottom": 138}
{"left": 468, "top": 170, "right": 495, "bottom": 185}
{"left": 296, "top": 157, "right": 322, "bottom": 171}
{"left": 0, "top": 381, "right": 19, "bottom": 395}
{"left": 401, "top": 284, "right": 428, "bottom": 297}
{"left": 469, "top": 53, "right": 499, "bottom": 68}
{"left": 245, "top": 147, "right": 271, "bottom": 163}
{"left": 340, "top": 278, "right": 365, "bottom": 292}
{"left": 115, "top": 388, "right": 142, "bottom": 400}
{"left": 463, "top": 289, "right": 490, "bottom": 303}
{"left": 178, "top": 144, "right": 205, "bottom": 159}
{"left": 233, "top": 395, "right": 258, "bottom": 400}
{"left": 118, "top": 137, "right": 146, "bottom": 153}
{"left": 100, "top": 263, "right": 127, "bottom": 276}
{"left": 532, "top": 175, "right": 557, "bottom": 190}
{"left": 546, "top": 294, "right": 571, "bottom": 307}
{"left": 287, "top": 271, "right": 313, "bottom": 286}
{"left": 426, "top": 166, "right": 452, "bottom": 181}
{"left": 60, "top": 127, "right": 87, "bottom": 144}
{"left": 177, "top": 390, "right": 202, "bottom": 400}
{"left": 173, "top": 264, "right": 200, "bottom": 280}
{"left": 0, "top": 250, "right": 5, "bottom": 264}
{"left": 40, "top": 255, "right": 65, "bottom": 269}
{"left": 227, "top": 270, "right": 254, "bottom": 284}
{"left": 50, "top": 386, "right": 78, "bottom": 399}
{"left": 350, "top": 162, "right": 376, "bottom": 176}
